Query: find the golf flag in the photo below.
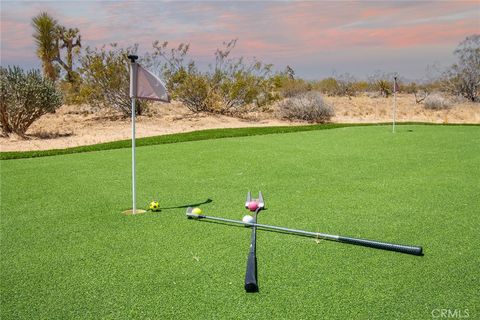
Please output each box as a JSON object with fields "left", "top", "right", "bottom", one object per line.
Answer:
{"left": 393, "top": 80, "right": 400, "bottom": 93}
{"left": 392, "top": 77, "right": 398, "bottom": 133}
{"left": 125, "top": 55, "right": 169, "bottom": 215}
{"left": 130, "top": 64, "right": 170, "bottom": 102}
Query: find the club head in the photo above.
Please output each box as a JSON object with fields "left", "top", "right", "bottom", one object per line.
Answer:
{"left": 245, "top": 191, "right": 252, "bottom": 209}
{"left": 186, "top": 207, "right": 198, "bottom": 219}
{"left": 246, "top": 191, "right": 265, "bottom": 209}
{"left": 258, "top": 191, "right": 265, "bottom": 209}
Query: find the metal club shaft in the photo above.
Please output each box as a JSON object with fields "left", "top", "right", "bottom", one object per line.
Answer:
{"left": 186, "top": 211, "right": 423, "bottom": 255}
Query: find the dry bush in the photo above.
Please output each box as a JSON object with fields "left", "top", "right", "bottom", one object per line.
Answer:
{"left": 280, "top": 79, "right": 312, "bottom": 98}
{"left": 174, "top": 73, "right": 213, "bottom": 112}
{"left": 0, "top": 66, "right": 62, "bottom": 137}
{"left": 424, "top": 94, "right": 453, "bottom": 110}
{"left": 314, "top": 74, "right": 358, "bottom": 97}
{"left": 278, "top": 92, "right": 334, "bottom": 123}
{"left": 79, "top": 44, "right": 148, "bottom": 116}
{"left": 314, "top": 77, "right": 338, "bottom": 96}
{"left": 448, "top": 95, "right": 469, "bottom": 104}
{"left": 150, "top": 39, "right": 277, "bottom": 114}
{"left": 442, "top": 35, "right": 480, "bottom": 102}
{"left": 367, "top": 72, "right": 396, "bottom": 97}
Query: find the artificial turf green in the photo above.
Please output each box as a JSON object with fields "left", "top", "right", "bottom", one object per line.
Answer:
{"left": 0, "top": 123, "right": 349, "bottom": 160}
{"left": 2, "top": 122, "right": 476, "bottom": 160}
{"left": 1, "top": 125, "right": 479, "bottom": 319}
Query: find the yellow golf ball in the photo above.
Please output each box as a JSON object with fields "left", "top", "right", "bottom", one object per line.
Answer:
{"left": 149, "top": 201, "right": 160, "bottom": 212}
{"left": 192, "top": 207, "right": 202, "bottom": 215}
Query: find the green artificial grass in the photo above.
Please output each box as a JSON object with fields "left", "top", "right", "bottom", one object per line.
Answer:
{"left": 0, "top": 123, "right": 348, "bottom": 160}
{"left": 1, "top": 125, "right": 479, "bottom": 319}
{"left": 2, "top": 122, "right": 477, "bottom": 160}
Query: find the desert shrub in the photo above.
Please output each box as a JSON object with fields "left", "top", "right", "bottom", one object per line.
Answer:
{"left": 211, "top": 43, "right": 277, "bottom": 111}
{"left": 216, "top": 71, "right": 258, "bottom": 109}
{"left": 207, "top": 40, "right": 278, "bottom": 112}
{"left": 403, "top": 81, "right": 444, "bottom": 103}
{"left": 314, "top": 78, "right": 339, "bottom": 96}
{"left": 149, "top": 39, "right": 278, "bottom": 113}
{"left": 278, "top": 78, "right": 312, "bottom": 98}
{"left": 0, "top": 66, "right": 62, "bottom": 137}
{"left": 414, "top": 90, "right": 430, "bottom": 104}
{"left": 278, "top": 91, "right": 334, "bottom": 123}
{"left": 174, "top": 72, "right": 215, "bottom": 112}
{"left": 79, "top": 44, "right": 147, "bottom": 116}
{"left": 353, "top": 81, "right": 369, "bottom": 93}
{"left": 442, "top": 35, "right": 479, "bottom": 102}
{"left": 58, "top": 77, "right": 83, "bottom": 105}
{"left": 449, "top": 95, "right": 469, "bottom": 104}
{"left": 422, "top": 80, "right": 443, "bottom": 93}
{"left": 335, "top": 73, "right": 358, "bottom": 97}
{"left": 402, "top": 82, "right": 419, "bottom": 94}
{"left": 424, "top": 94, "right": 452, "bottom": 110}
{"left": 146, "top": 42, "right": 192, "bottom": 97}
{"left": 315, "top": 74, "right": 359, "bottom": 97}
{"left": 254, "top": 78, "right": 280, "bottom": 110}
{"left": 375, "top": 79, "right": 392, "bottom": 97}
{"left": 367, "top": 72, "right": 396, "bottom": 97}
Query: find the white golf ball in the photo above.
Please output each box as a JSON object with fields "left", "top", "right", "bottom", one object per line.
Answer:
{"left": 242, "top": 215, "right": 255, "bottom": 225}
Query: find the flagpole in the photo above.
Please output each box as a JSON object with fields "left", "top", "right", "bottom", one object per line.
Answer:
{"left": 127, "top": 55, "right": 141, "bottom": 214}
{"left": 131, "top": 92, "right": 136, "bottom": 214}
{"left": 393, "top": 76, "right": 397, "bottom": 133}
{"left": 123, "top": 55, "right": 169, "bottom": 215}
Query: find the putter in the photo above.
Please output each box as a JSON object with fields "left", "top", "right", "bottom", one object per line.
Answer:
{"left": 244, "top": 191, "right": 265, "bottom": 293}
{"left": 186, "top": 210, "right": 423, "bottom": 256}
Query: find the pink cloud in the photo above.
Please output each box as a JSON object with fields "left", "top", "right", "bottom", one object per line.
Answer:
{"left": 265, "top": 1, "right": 479, "bottom": 53}
{"left": 1, "top": 1, "right": 478, "bottom": 79}
{"left": 1, "top": 18, "right": 36, "bottom": 61}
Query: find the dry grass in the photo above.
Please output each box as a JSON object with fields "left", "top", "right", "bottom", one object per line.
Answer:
{"left": 0, "top": 102, "right": 293, "bottom": 152}
{"left": 328, "top": 93, "right": 479, "bottom": 124}
{"left": 1, "top": 94, "right": 478, "bottom": 152}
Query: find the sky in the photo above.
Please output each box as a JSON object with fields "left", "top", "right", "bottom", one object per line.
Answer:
{"left": 1, "top": 0, "right": 479, "bottom": 80}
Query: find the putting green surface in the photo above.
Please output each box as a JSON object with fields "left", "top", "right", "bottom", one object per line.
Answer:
{"left": 1, "top": 125, "right": 479, "bottom": 319}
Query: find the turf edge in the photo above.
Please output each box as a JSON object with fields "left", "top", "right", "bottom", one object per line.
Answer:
{"left": 1, "top": 122, "right": 478, "bottom": 160}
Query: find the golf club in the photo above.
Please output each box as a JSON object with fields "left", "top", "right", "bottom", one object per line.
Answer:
{"left": 244, "top": 191, "right": 265, "bottom": 293}
{"left": 186, "top": 210, "right": 423, "bottom": 256}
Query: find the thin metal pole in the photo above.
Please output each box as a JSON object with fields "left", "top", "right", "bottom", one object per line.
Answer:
{"left": 186, "top": 211, "right": 423, "bottom": 255}
{"left": 393, "top": 76, "right": 397, "bottom": 133}
{"left": 188, "top": 212, "right": 339, "bottom": 241}
{"left": 128, "top": 55, "right": 139, "bottom": 214}
{"left": 131, "top": 97, "right": 136, "bottom": 213}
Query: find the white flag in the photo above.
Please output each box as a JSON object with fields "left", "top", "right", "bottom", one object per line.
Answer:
{"left": 393, "top": 80, "right": 399, "bottom": 93}
{"left": 130, "top": 64, "right": 169, "bottom": 102}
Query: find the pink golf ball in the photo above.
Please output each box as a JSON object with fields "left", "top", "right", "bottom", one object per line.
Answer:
{"left": 247, "top": 201, "right": 259, "bottom": 212}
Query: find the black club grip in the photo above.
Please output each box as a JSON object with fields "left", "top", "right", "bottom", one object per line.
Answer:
{"left": 244, "top": 251, "right": 258, "bottom": 292}
{"left": 338, "top": 236, "right": 423, "bottom": 255}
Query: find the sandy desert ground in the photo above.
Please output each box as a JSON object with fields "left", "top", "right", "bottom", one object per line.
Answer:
{"left": 1, "top": 94, "right": 479, "bottom": 152}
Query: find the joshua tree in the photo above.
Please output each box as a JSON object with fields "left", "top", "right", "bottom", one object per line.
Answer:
{"left": 32, "top": 12, "right": 58, "bottom": 81}
{"left": 31, "top": 12, "right": 82, "bottom": 83}
{"left": 55, "top": 26, "right": 82, "bottom": 82}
